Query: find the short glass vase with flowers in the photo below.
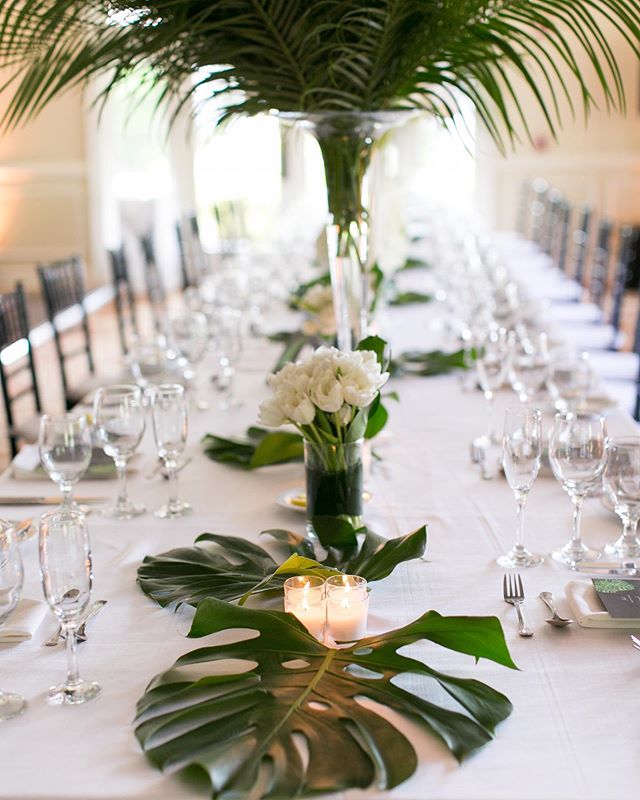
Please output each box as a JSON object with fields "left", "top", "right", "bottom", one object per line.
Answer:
{"left": 260, "top": 338, "right": 389, "bottom": 545}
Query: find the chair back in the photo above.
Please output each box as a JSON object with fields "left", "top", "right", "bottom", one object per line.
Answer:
{"left": 609, "top": 226, "right": 639, "bottom": 333}
{"left": 570, "top": 205, "right": 593, "bottom": 285}
{"left": 108, "top": 247, "right": 139, "bottom": 355}
{"left": 588, "top": 219, "right": 613, "bottom": 308}
{"left": 554, "top": 201, "right": 572, "bottom": 273}
{"left": 176, "top": 218, "right": 206, "bottom": 291}
{"left": 139, "top": 234, "right": 166, "bottom": 331}
{"left": 0, "top": 282, "right": 41, "bottom": 457}
{"left": 540, "top": 189, "right": 563, "bottom": 256}
{"left": 528, "top": 178, "right": 549, "bottom": 247}
{"left": 37, "top": 256, "right": 94, "bottom": 409}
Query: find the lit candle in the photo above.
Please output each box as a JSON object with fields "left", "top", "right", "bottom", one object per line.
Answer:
{"left": 283, "top": 576, "right": 326, "bottom": 640}
{"left": 326, "top": 574, "right": 369, "bottom": 642}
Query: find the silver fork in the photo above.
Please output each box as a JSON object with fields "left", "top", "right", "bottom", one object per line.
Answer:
{"left": 503, "top": 573, "right": 534, "bottom": 637}
{"left": 630, "top": 634, "right": 640, "bottom": 651}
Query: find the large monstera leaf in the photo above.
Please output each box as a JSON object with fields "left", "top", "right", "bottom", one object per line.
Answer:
{"left": 137, "top": 526, "right": 426, "bottom": 608}
{"left": 135, "top": 599, "right": 516, "bottom": 799}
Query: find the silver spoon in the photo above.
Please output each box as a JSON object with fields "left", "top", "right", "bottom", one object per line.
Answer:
{"left": 539, "top": 591, "right": 574, "bottom": 627}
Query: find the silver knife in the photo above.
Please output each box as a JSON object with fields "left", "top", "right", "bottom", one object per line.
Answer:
{"left": 575, "top": 561, "right": 640, "bottom": 576}
{"left": 43, "top": 600, "right": 107, "bottom": 647}
{"left": 0, "top": 496, "right": 107, "bottom": 506}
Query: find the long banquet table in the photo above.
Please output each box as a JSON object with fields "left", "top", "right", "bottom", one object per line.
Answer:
{"left": 1, "top": 288, "right": 638, "bottom": 800}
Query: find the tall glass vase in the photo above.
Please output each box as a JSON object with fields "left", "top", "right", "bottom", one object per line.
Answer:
{"left": 279, "top": 111, "right": 408, "bottom": 351}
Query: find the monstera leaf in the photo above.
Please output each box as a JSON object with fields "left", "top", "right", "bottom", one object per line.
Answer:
{"left": 389, "top": 290, "right": 433, "bottom": 306}
{"left": 135, "top": 599, "right": 516, "bottom": 799}
{"left": 201, "top": 427, "right": 304, "bottom": 469}
{"left": 137, "top": 526, "right": 426, "bottom": 609}
{"left": 390, "top": 349, "right": 468, "bottom": 377}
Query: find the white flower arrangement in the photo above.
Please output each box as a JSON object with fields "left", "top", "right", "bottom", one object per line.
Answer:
{"left": 259, "top": 345, "right": 389, "bottom": 444}
{"left": 297, "top": 284, "right": 336, "bottom": 338}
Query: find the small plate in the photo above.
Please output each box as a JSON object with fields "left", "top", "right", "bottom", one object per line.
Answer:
{"left": 276, "top": 488, "right": 373, "bottom": 513}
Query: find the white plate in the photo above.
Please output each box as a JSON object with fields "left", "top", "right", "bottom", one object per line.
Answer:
{"left": 276, "top": 488, "right": 373, "bottom": 513}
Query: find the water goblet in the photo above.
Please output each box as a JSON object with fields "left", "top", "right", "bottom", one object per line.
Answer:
{"left": 169, "top": 311, "right": 210, "bottom": 411}
{"left": 151, "top": 384, "right": 191, "bottom": 518}
{"left": 498, "top": 408, "right": 543, "bottom": 568}
{"left": 93, "top": 385, "right": 146, "bottom": 519}
{"left": 548, "top": 411, "right": 607, "bottom": 567}
{"left": 0, "top": 520, "right": 27, "bottom": 720}
{"left": 39, "top": 414, "right": 92, "bottom": 508}
{"left": 39, "top": 509, "right": 101, "bottom": 705}
{"left": 547, "top": 350, "right": 592, "bottom": 412}
{"left": 507, "top": 333, "right": 549, "bottom": 405}
{"left": 475, "top": 327, "right": 507, "bottom": 444}
{"left": 603, "top": 437, "right": 640, "bottom": 561}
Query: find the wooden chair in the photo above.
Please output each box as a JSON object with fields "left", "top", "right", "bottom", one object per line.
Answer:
{"left": 108, "top": 247, "right": 139, "bottom": 355}
{"left": 37, "top": 256, "right": 95, "bottom": 410}
{"left": 139, "top": 233, "right": 167, "bottom": 332}
{"left": 0, "top": 282, "right": 42, "bottom": 458}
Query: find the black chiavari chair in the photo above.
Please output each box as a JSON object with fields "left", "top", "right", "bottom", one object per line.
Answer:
{"left": 0, "top": 282, "right": 42, "bottom": 457}
{"left": 570, "top": 205, "right": 593, "bottom": 286}
{"left": 139, "top": 233, "right": 167, "bottom": 332}
{"left": 38, "top": 256, "right": 94, "bottom": 410}
{"left": 108, "top": 247, "right": 139, "bottom": 356}
{"left": 587, "top": 219, "right": 613, "bottom": 308}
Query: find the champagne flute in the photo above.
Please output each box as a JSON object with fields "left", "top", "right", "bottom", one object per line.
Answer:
{"left": 475, "top": 327, "right": 507, "bottom": 444}
{"left": 39, "top": 414, "right": 92, "bottom": 508}
{"left": 93, "top": 385, "right": 146, "bottom": 519}
{"left": 39, "top": 508, "right": 101, "bottom": 705}
{"left": 549, "top": 411, "right": 607, "bottom": 567}
{"left": 151, "top": 384, "right": 191, "bottom": 518}
{"left": 0, "top": 520, "right": 27, "bottom": 720}
{"left": 603, "top": 437, "right": 640, "bottom": 560}
{"left": 498, "top": 407, "right": 543, "bottom": 568}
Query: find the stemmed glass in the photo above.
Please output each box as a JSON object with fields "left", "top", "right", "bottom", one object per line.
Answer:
{"left": 507, "top": 333, "right": 549, "bottom": 405}
{"left": 0, "top": 520, "right": 27, "bottom": 720}
{"left": 603, "top": 437, "right": 640, "bottom": 560}
{"left": 93, "top": 385, "right": 146, "bottom": 519}
{"left": 547, "top": 351, "right": 592, "bottom": 412}
{"left": 212, "top": 307, "right": 244, "bottom": 410}
{"left": 169, "top": 311, "right": 210, "bottom": 411}
{"left": 498, "top": 408, "right": 543, "bottom": 568}
{"left": 39, "top": 414, "right": 92, "bottom": 508}
{"left": 151, "top": 384, "right": 191, "bottom": 518}
{"left": 549, "top": 411, "right": 607, "bottom": 567}
{"left": 475, "top": 327, "right": 507, "bottom": 444}
{"left": 39, "top": 508, "right": 101, "bottom": 705}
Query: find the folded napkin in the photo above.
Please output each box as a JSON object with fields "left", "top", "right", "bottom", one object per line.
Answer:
{"left": 566, "top": 580, "right": 640, "bottom": 628}
{"left": 0, "top": 597, "right": 47, "bottom": 643}
{"left": 11, "top": 444, "right": 120, "bottom": 481}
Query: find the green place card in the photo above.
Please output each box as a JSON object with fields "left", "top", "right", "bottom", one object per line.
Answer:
{"left": 592, "top": 578, "right": 640, "bottom": 619}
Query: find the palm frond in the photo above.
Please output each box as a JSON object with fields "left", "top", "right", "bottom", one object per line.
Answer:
{"left": 0, "top": 0, "right": 639, "bottom": 149}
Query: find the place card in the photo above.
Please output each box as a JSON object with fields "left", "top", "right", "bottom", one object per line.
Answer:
{"left": 591, "top": 578, "right": 640, "bottom": 619}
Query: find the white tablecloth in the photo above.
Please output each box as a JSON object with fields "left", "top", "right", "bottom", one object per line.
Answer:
{"left": 1, "top": 300, "right": 638, "bottom": 800}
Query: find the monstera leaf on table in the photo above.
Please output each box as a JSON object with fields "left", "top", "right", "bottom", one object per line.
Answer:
{"left": 137, "top": 525, "right": 426, "bottom": 609}
{"left": 135, "top": 599, "right": 516, "bottom": 799}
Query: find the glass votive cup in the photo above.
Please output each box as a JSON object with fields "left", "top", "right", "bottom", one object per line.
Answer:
{"left": 325, "top": 575, "right": 369, "bottom": 643}
{"left": 283, "top": 576, "right": 326, "bottom": 640}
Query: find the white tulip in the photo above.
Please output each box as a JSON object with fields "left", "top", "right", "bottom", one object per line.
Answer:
{"left": 258, "top": 397, "right": 287, "bottom": 427}
{"left": 309, "top": 363, "right": 343, "bottom": 412}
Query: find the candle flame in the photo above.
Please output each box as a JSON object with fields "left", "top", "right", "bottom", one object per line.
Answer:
{"left": 302, "top": 580, "right": 310, "bottom": 612}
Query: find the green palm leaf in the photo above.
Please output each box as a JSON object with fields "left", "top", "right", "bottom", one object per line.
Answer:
{"left": 135, "top": 598, "right": 516, "bottom": 798}
{"left": 0, "top": 1, "right": 639, "bottom": 148}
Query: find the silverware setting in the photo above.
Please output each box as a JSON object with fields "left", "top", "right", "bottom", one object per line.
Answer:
{"left": 539, "top": 591, "right": 574, "bottom": 627}
{"left": 503, "top": 573, "right": 534, "bottom": 637}
{"left": 43, "top": 599, "right": 107, "bottom": 647}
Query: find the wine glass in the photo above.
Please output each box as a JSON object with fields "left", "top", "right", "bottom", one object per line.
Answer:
{"left": 548, "top": 411, "right": 607, "bottom": 567}
{"left": 475, "top": 327, "right": 507, "bottom": 444}
{"left": 151, "top": 384, "right": 191, "bottom": 518}
{"left": 39, "top": 508, "right": 101, "bottom": 705}
{"left": 498, "top": 407, "right": 543, "bottom": 568}
{"left": 39, "top": 414, "right": 92, "bottom": 508}
{"left": 93, "top": 385, "right": 146, "bottom": 519}
{"left": 547, "top": 350, "right": 592, "bottom": 412}
{"left": 0, "top": 520, "right": 27, "bottom": 720}
{"left": 212, "top": 307, "right": 244, "bottom": 410}
{"left": 507, "top": 333, "right": 549, "bottom": 405}
{"left": 603, "top": 437, "right": 640, "bottom": 561}
{"left": 169, "top": 311, "right": 210, "bottom": 411}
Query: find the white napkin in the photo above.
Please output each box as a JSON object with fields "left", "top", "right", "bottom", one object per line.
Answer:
{"left": 0, "top": 598, "right": 48, "bottom": 643}
{"left": 566, "top": 580, "right": 640, "bottom": 629}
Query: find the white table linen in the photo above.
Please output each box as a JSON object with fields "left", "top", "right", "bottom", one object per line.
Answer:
{"left": 1, "top": 301, "right": 639, "bottom": 800}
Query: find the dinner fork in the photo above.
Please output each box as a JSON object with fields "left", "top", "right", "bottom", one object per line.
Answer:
{"left": 630, "top": 634, "right": 640, "bottom": 651}
{"left": 503, "top": 573, "right": 534, "bottom": 637}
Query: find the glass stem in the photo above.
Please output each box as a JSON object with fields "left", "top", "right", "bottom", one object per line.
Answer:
{"left": 570, "top": 494, "right": 584, "bottom": 552}
{"left": 115, "top": 458, "right": 128, "bottom": 509}
{"left": 64, "top": 623, "right": 80, "bottom": 688}
{"left": 60, "top": 483, "right": 73, "bottom": 508}
{"left": 622, "top": 516, "right": 639, "bottom": 557}
{"left": 167, "top": 461, "right": 179, "bottom": 509}
{"left": 485, "top": 391, "right": 496, "bottom": 442}
{"left": 515, "top": 490, "right": 528, "bottom": 551}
